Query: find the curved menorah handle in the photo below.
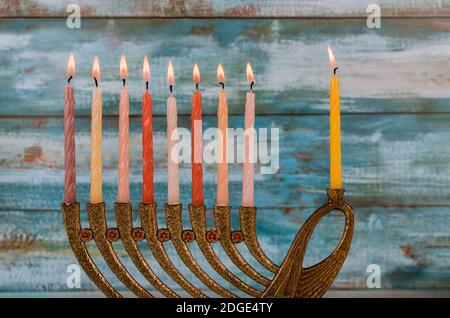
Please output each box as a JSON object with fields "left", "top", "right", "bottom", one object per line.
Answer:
{"left": 189, "top": 204, "right": 262, "bottom": 297}
{"left": 87, "top": 202, "right": 153, "bottom": 298}
{"left": 165, "top": 204, "right": 237, "bottom": 298}
{"left": 115, "top": 202, "right": 178, "bottom": 298}
{"left": 240, "top": 207, "right": 279, "bottom": 273}
{"left": 139, "top": 202, "right": 207, "bottom": 298}
{"left": 214, "top": 206, "right": 271, "bottom": 286}
{"left": 61, "top": 202, "right": 121, "bottom": 298}
{"left": 263, "top": 189, "right": 354, "bottom": 298}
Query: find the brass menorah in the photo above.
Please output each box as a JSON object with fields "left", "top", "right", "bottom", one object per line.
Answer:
{"left": 61, "top": 188, "right": 354, "bottom": 298}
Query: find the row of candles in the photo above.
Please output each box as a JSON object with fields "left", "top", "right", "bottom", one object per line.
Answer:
{"left": 63, "top": 47, "right": 342, "bottom": 207}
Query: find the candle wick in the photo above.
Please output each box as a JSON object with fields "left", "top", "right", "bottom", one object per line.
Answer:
{"left": 146, "top": 81, "right": 149, "bottom": 90}
{"left": 169, "top": 85, "right": 173, "bottom": 93}
{"left": 219, "top": 82, "right": 224, "bottom": 90}
{"left": 333, "top": 67, "right": 338, "bottom": 75}
{"left": 68, "top": 75, "right": 72, "bottom": 84}
{"left": 94, "top": 77, "right": 98, "bottom": 88}
{"left": 196, "top": 82, "right": 199, "bottom": 90}
{"left": 250, "top": 81, "right": 254, "bottom": 91}
{"left": 123, "top": 78, "right": 126, "bottom": 86}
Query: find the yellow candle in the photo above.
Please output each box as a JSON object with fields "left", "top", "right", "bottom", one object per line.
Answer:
{"left": 90, "top": 56, "right": 102, "bottom": 203}
{"left": 328, "top": 46, "right": 342, "bottom": 189}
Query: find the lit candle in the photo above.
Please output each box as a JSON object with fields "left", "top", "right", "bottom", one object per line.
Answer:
{"left": 191, "top": 63, "right": 204, "bottom": 205}
{"left": 64, "top": 53, "right": 76, "bottom": 203}
{"left": 167, "top": 60, "right": 180, "bottom": 205}
{"left": 90, "top": 56, "right": 102, "bottom": 204}
{"left": 328, "top": 46, "right": 342, "bottom": 189}
{"left": 142, "top": 56, "right": 154, "bottom": 203}
{"left": 216, "top": 64, "right": 228, "bottom": 206}
{"left": 118, "top": 55, "right": 130, "bottom": 203}
{"left": 242, "top": 62, "right": 255, "bottom": 207}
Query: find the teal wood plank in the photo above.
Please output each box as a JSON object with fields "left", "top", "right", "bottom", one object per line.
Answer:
{"left": 1, "top": 19, "right": 450, "bottom": 115}
{"left": 1, "top": 1, "right": 449, "bottom": 18}
{"left": 1, "top": 114, "right": 450, "bottom": 210}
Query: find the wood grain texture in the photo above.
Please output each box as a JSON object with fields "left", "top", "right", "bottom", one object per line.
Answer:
{"left": 1, "top": 17, "right": 450, "bottom": 294}
{"left": 2, "top": 19, "right": 450, "bottom": 116}
{"left": 2, "top": 114, "right": 450, "bottom": 209}
{"left": 1, "top": 1, "right": 449, "bottom": 18}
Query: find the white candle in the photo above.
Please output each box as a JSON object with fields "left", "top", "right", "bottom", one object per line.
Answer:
{"left": 216, "top": 64, "right": 228, "bottom": 206}
{"left": 167, "top": 60, "right": 180, "bottom": 205}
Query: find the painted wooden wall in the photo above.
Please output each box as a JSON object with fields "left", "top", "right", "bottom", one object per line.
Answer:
{"left": 1, "top": 1, "right": 450, "bottom": 296}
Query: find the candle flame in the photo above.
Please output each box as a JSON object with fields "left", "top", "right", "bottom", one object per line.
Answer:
{"left": 217, "top": 64, "right": 225, "bottom": 83}
{"left": 246, "top": 62, "right": 254, "bottom": 83}
{"left": 120, "top": 55, "right": 128, "bottom": 79}
{"left": 92, "top": 56, "right": 100, "bottom": 79}
{"left": 327, "top": 46, "right": 338, "bottom": 69}
{"left": 193, "top": 63, "right": 200, "bottom": 83}
{"left": 167, "top": 59, "right": 175, "bottom": 85}
{"left": 143, "top": 56, "right": 150, "bottom": 81}
{"left": 66, "top": 53, "right": 75, "bottom": 77}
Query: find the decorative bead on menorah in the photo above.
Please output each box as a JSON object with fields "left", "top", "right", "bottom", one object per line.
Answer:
{"left": 61, "top": 188, "right": 354, "bottom": 298}
{"left": 61, "top": 47, "right": 354, "bottom": 298}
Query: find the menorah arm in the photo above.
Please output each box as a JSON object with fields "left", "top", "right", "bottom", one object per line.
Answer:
{"left": 263, "top": 189, "right": 354, "bottom": 298}
{"left": 61, "top": 202, "right": 121, "bottom": 298}
{"left": 189, "top": 204, "right": 263, "bottom": 297}
{"left": 139, "top": 202, "right": 207, "bottom": 298}
{"left": 240, "top": 207, "right": 279, "bottom": 273}
{"left": 87, "top": 202, "right": 153, "bottom": 298}
{"left": 165, "top": 204, "right": 237, "bottom": 298}
{"left": 214, "top": 206, "right": 271, "bottom": 286}
{"left": 115, "top": 202, "right": 179, "bottom": 298}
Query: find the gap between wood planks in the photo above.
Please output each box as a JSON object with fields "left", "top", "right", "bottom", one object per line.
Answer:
{"left": 2, "top": 16, "right": 450, "bottom": 19}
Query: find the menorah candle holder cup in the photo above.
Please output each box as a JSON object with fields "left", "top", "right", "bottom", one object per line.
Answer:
{"left": 61, "top": 188, "right": 354, "bottom": 298}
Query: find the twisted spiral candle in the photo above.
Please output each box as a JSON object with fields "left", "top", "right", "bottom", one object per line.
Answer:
{"left": 242, "top": 91, "right": 255, "bottom": 207}
{"left": 167, "top": 95, "right": 180, "bottom": 204}
{"left": 142, "top": 91, "right": 154, "bottom": 203}
{"left": 329, "top": 74, "right": 342, "bottom": 189}
{"left": 64, "top": 84, "right": 76, "bottom": 203}
{"left": 118, "top": 85, "right": 130, "bottom": 202}
{"left": 90, "top": 87, "right": 102, "bottom": 203}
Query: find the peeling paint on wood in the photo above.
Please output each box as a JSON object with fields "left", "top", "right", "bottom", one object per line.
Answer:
{"left": 2, "top": 19, "right": 450, "bottom": 116}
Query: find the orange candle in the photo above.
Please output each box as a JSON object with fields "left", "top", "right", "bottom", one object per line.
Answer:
{"left": 191, "top": 64, "right": 204, "bottom": 205}
{"left": 142, "top": 56, "right": 154, "bottom": 203}
{"left": 328, "top": 46, "right": 342, "bottom": 189}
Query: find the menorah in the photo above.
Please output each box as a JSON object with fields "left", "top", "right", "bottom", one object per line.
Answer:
{"left": 61, "top": 188, "right": 354, "bottom": 298}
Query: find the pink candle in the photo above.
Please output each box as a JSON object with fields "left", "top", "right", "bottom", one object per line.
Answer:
{"left": 167, "top": 60, "right": 180, "bottom": 205}
{"left": 64, "top": 53, "right": 76, "bottom": 203}
{"left": 118, "top": 55, "right": 130, "bottom": 203}
{"left": 242, "top": 63, "right": 255, "bottom": 207}
{"left": 216, "top": 64, "right": 228, "bottom": 206}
